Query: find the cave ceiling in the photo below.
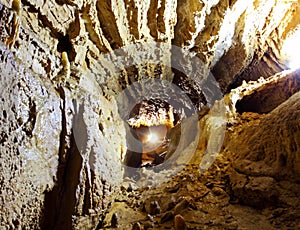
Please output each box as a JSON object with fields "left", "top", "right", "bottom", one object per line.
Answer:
{"left": 2, "top": 0, "right": 300, "bottom": 94}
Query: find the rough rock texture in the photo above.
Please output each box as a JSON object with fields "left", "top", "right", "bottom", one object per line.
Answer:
{"left": 226, "top": 91, "right": 300, "bottom": 182}
{"left": 4, "top": 0, "right": 298, "bottom": 91}
{"left": 0, "top": 0, "right": 300, "bottom": 229}
{"left": 0, "top": 43, "right": 60, "bottom": 229}
{"left": 0, "top": 2, "right": 126, "bottom": 229}
{"left": 99, "top": 91, "right": 300, "bottom": 230}
{"left": 235, "top": 69, "right": 300, "bottom": 114}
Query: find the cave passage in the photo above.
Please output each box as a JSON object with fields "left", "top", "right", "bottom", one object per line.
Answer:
{"left": 236, "top": 70, "right": 300, "bottom": 114}
{"left": 125, "top": 124, "right": 170, "bottom": 167}
{"left": 123, "top": 99, "right": 179, "bottom": 179}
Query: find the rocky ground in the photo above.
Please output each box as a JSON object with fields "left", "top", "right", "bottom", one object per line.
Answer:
{"left": 94, "top": 92, "right": 300, "bottom": 230}
{"left": 99, "top": 157, "right": 300, "bottom": 230}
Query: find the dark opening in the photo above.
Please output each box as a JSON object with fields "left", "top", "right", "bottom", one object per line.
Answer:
{"left": 235, "top": 69, "right": 300, "bottom": 114}
{"left": 57, "top": 34, "right": 76, "bottom": 61}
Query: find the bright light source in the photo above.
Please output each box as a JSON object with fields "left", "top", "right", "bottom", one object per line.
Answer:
{"left": 282, "top": 27, "right": 300, "bottom": 70}
{"left": 147, "top": 132, "right": 159, "bottom": 143}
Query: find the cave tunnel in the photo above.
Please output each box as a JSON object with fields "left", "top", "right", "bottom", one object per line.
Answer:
{"left": 1, "top": 0, "right": 300, "bottom": 229}
{"left": 235, "top": 69, "right": 300, "bottom": 114}
{"left": 123, "top": 99, "right": 177, "bottom": 180}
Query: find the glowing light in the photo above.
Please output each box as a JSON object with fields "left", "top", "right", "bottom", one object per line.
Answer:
{"left": 282, "top": 27, "right": 300, "bottom": 70}
{"left": 147, "top": 133, "right": 159, "bottom": 144}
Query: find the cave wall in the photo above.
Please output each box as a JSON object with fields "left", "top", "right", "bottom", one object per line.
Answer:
{"left": 235, "top": 69, "right": 300, "bottom": 114}
{"left": 0, "top": 0, "right": 299, "bottom": 229}
{"left": 229, "top": 91, "right": 300, "bottom": 182}
{"left": 0, "top": 3, "right": 126, "bottom": 229}
{"left": 0, "top": 39, "right": 61, "bottom": 229}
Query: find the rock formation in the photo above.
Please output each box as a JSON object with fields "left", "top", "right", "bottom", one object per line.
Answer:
{"left": 0, "top": 0, "right": 300, "bottom": 229}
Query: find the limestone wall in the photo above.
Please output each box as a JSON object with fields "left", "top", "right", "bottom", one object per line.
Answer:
{"left": 0, "top": 0, "right": 299, "bottom": 228}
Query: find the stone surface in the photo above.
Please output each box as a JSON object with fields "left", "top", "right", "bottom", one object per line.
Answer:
{"left": 227, "top": 91, "right": 300, "bottom": 182}
{"left": 0, "top": 0, "right": 300, "bottom": 229}
{"left": 174, "top": 214, "right": 187, "bottom": 230}
{"left": 235, "top": 69, "right": 300, "bottom": 114}
{"left": 99, "top": 89, "right": 300, "bottom": 229}
{"left": 0, "top": 44, "right": 61, "bottom": 229}
{"left": 0, "top": 2, "right": 126, "bottom": 229}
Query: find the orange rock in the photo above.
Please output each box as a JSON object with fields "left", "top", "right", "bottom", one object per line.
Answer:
{"left": 174, "top": 214, "right": 187, "bottom": 230}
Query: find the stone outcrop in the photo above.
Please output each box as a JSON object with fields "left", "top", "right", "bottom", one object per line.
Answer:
{"left": 235, "top": 69, "right": 300, "bottom": 114}
{"left": 2, "top": 0, "right": 298, "bottom": 90}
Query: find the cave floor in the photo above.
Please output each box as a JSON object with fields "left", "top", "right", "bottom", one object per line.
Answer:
{"left": 100, "top": 160, "right": 299, "bottom": 229}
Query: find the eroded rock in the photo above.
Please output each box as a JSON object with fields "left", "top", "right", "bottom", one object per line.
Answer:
{"left": 1, "top": 0, "right": 300, "bottom": 229}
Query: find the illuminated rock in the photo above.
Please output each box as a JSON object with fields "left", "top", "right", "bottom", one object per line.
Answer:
{"left": 0, "top": 0, "right": 300, "bottom": 229}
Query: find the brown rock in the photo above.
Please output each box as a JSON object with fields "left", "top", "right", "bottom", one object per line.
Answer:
{"left": 132, "top": 222, "right": 142, "bottom": 230}
{"left": 174, "top": 198, "right": 188, "bottom": 214}
{"left": 212, "top": 186, "right": 227, "bottom": 197}
{"left": 229, "top": 169, "right": 279, "bottom": 208}
{"left": 144, "top": 221, "right": 154, "bottom": 229}
{"left": 174, "top": 214, "right": 187, "bottom": 230}
{"left": 149, "top": 201, "right": 161, "bottom": 215}
{"left": 160, "top": 211, "right": 174, "bottom": 224}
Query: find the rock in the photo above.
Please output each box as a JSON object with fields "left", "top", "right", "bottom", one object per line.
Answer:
{"left": 229, "top": 169, "right": 279, "bottom": 208}
{"left": 228, "top": 90, "right": 300, "bottom": 182}
{"left": 212, "top": 187, "right": 227, "bottom": 197}
{"left": 174, "top": 214, "right": 187, "bottom": 230}
{"left": 185, "top": 196, "right": 197, "bottom": 210}
{"left": 111, "top": 213, "right": 118, "bottom": 228}
{"left": 228, "top": 168, "right": 248, "bottom": 202}
{"left": 186, "top": 184, "right": 194, "bottom": 192}
{"left": 165, "top": 183, "right": 180, "bottom": 193}
{"left": 149, "top": 201, "right": 161, "bottom": 215}
{"left": 160, "top": 211, "right": 174, "bottom": 223}
{"left": 144, "top": 221, "right": 155, "bottom": 229}
{"left": 132, "top": 222, "right": 142, "bottom": 230}
{"left": 121, "top": 181, "right": 138, "bottom": 192}
{"left": 155, "top": 195, "right": 176, "bottom": 213}
{"left": 244, "top": 176, "right": 279, "bottom": 208}
{"left": 167, "top": 196, "right": 177, "bottom": 210}
{"left": 174, "top": 197, "right": 194, "bottom": 214}
{"left": 173, "top": 200, "right": 188, "bottom": 214}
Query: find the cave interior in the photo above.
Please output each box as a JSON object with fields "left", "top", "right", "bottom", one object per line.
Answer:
{"left": 0, "top": 0, "right": 300, "bottom": 229}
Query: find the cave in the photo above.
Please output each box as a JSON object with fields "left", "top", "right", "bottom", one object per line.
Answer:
{"left": 1, "top": 0, "right": 300, "bottom": 229}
